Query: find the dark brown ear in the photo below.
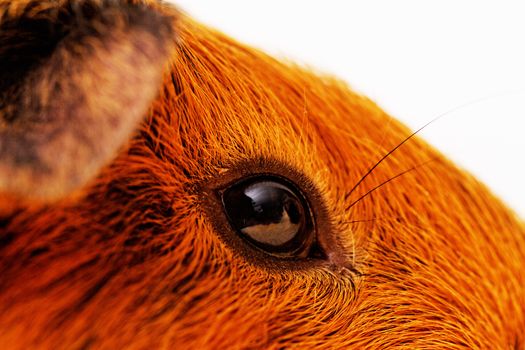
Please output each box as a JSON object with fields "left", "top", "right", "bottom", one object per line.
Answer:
{"left": 0, "top": 0, "right": 175, "bottom": 202}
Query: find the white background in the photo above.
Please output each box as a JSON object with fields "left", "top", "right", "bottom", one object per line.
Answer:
{"left": 169, "top": 1, "right": 525, "bottom": 217}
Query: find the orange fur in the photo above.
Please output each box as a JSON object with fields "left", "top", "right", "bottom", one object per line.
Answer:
{"left": 0, "top": 1, "right": 524, "bottom": 349}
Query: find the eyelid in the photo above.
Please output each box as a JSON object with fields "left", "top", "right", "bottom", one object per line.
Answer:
{"left": 197, "top": 158, "right": 340, "bottom": 271}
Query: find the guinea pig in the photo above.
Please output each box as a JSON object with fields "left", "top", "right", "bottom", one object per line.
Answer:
{"left": 1, "top": 1, "right": 524, "bottom": 349}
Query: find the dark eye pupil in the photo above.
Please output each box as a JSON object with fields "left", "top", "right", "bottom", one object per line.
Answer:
{"left": 221, "top": 178, "right": 314, "bottom": 257}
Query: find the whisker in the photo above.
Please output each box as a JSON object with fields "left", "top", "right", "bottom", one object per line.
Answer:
{"left": 344, "top": 119, "right": 441, "bottom": 203}
{"left": 346, "top": 157, "right": 438, "bottom": 212}
{"left": 344, "top": 92, "right": 520, "bottom": 203}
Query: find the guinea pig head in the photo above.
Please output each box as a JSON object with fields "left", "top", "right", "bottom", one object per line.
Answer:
{"left": 0, "top": 1, "right": 524, "bottom": 349}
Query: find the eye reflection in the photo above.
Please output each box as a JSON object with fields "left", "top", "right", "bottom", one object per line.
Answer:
{"left": 221, "top": 177, "right": 315, "bottom": 257}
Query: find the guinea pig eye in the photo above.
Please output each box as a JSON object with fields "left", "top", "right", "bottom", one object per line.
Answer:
{"left": 221, "top": 176, "right": 318, "bottom": 258}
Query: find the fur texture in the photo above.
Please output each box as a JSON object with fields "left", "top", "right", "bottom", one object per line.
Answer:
{"left": 0, "top": 1, "right": 524, "bottom": 349}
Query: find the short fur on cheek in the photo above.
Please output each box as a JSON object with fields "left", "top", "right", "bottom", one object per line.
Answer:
{"left": 0, "top": 2, "right": 524, "bottom": 350}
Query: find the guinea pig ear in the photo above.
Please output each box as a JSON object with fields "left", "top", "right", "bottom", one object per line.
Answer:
{"left": 0, "top": 0, "right": 176, "bottom": 203}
